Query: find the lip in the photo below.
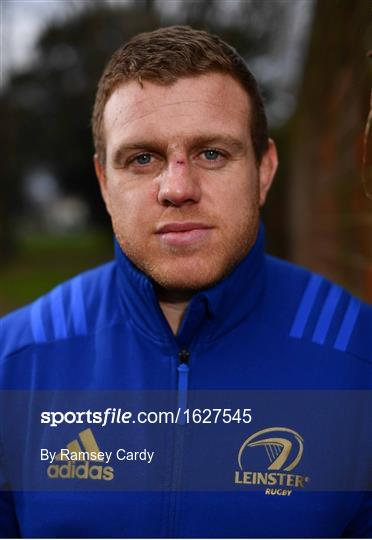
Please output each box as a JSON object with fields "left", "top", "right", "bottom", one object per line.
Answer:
{"left": 156, "top": 222, "right": 213, "bottom": 247}
{"left": 156, "top": 222, "right": 211, "bottom": 234}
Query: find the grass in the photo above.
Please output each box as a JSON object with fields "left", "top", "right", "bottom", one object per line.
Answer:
{"left": 0, "top": 231, "right": 113, "bottom": 316}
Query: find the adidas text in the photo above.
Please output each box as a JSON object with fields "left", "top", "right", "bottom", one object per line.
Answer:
{"left": 47, "top": 461, "right": 114, "bottom": 481}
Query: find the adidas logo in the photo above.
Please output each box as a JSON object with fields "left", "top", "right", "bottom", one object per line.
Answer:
{"left": 47, "top": 428, "right": 114, "bottom": 481}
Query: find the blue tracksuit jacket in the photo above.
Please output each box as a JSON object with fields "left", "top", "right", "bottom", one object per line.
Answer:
{"left": 0, "top": 225, "right": 371, "bottom": 538}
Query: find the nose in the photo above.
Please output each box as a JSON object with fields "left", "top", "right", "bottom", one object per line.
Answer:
{"left": 157, "top": 159, "right": 201, "bottom": 207}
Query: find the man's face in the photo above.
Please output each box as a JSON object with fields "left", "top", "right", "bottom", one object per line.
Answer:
{"left": 95, "top": 72, "right": 277, "bottom": 291}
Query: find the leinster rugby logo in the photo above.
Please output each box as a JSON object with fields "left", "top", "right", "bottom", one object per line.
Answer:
{"left": 234, "top": 427, "right": 310, "bottom": 496}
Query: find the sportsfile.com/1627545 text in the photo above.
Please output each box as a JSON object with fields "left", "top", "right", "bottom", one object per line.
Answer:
{"left": 40, "top": 408, "right": 253, "bottom": 427}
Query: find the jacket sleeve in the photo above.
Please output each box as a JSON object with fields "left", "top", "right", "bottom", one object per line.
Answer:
{"left": 342, "top": 493, "right": 372, "bottom": 538}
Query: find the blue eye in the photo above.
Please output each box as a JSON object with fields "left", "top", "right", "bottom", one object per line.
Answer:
{"left": 135, "top": 153, "right": 152, "bottom": 165}
{"left": 203, "top": 149, "right": 221, "bottom": 160}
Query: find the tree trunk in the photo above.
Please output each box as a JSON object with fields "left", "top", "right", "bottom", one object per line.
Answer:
{"left": 289, "top": 0, "right": 372, "bottom": 300}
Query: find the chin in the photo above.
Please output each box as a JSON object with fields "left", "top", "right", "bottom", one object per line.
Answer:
{"left": 117, "top": 229, "right": 257, "bottom": 293}
{"left": 146, "top": 257, "right": 236, "bottom": 292}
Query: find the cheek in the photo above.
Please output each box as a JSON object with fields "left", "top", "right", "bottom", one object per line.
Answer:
{"left": 215, "top": 182, "right": 257, "bottom": 223}
{"left": 109, "top": 180, "right": 157, "bottom": 227}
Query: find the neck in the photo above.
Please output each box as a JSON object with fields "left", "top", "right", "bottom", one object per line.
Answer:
{"left": 156, "top": 286, "right": 194, "bottom": 335}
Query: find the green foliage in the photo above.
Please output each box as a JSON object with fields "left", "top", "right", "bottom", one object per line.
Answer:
{"left": 0, "top": 231, "right": 112, "bottom": 315}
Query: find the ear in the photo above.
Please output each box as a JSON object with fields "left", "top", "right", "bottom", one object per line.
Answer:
{"left": 93, "top": 154, "right": 111, "bottom": 214}
{"left": 258, "top": 138, "right": 278, "bottom": 207}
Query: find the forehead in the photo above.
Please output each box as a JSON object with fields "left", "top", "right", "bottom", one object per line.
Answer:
{"left": 103, "top": 73, "right": 251, "bottom": 149}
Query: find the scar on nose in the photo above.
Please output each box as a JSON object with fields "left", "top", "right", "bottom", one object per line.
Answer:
{"left": 176, "top": 159, "right": 185, "bottom": 165}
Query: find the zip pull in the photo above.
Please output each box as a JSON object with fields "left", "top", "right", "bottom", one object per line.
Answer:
{"left": 177, "top": 349, "right": 190, "bottom": 425}
{"left": 178, "top": 349, "right": 190, "bottom": 365}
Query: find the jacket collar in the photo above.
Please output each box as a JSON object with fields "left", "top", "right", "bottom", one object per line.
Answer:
{"left": 114, "top": 222, "right": 266, "bottom": 346}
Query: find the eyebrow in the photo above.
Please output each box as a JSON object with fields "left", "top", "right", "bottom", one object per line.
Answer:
{"left": 111, "top": 134, "right": 246, "bottom": 165}
{"left": 190, "top": 135, "right": 246, "bottom": 153}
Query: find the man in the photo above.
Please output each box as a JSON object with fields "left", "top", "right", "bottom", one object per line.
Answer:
{"left": 0, "top": 26, "right": 371, "bottom": 538}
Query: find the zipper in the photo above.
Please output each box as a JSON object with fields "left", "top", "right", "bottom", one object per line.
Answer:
{"left": 167, "top": 348, "right": 190, "bottom": 537}
{"left": 177, "top": 349, "right": 190, "bottom": 425}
